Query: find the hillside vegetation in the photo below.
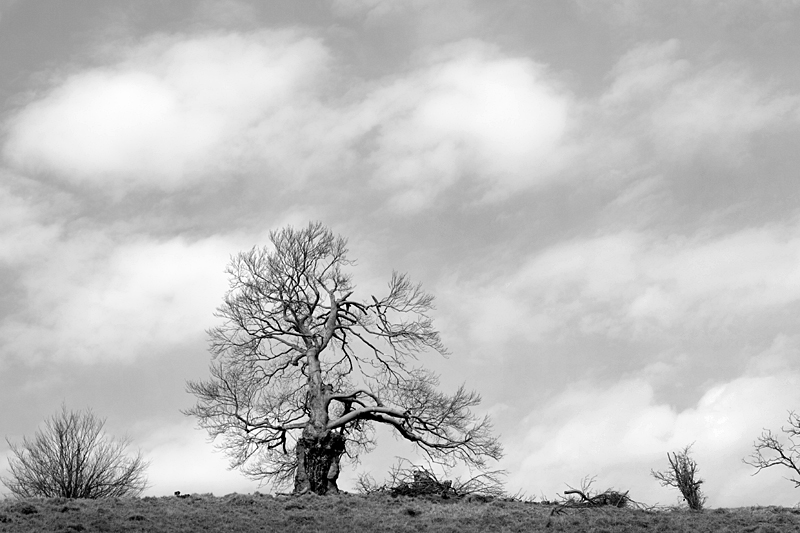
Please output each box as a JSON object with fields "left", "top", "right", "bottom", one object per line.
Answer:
{"left": 1, "top": 493, "right": 800, "bottom": 533}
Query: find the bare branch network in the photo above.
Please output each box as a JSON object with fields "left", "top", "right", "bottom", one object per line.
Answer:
{"left": 2, "top": 405, "right": 149, "bottom": 499}
{"left": 357, "top": 459, "right": 506, "bottom": 499}
{"left": 744, "top": 411, "right": 800, "bottom": 488}
{"left": 185, "top": 222, "right": 502, "bottom": 493}
{"left": 651, "top": 444, "right": 706, "bottom": 511}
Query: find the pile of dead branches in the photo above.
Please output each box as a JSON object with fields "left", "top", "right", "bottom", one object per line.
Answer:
{"left": 550, "top": 476, "right": 638, "bottom": 516}
{"left": 357, "top": 461, "right": 505, "bottom": 499}
{"left": 391, "top": 469, "right": 456, "bottom": 498}
{"left": 561, "top": 488, "right": 630, "bottom": 508}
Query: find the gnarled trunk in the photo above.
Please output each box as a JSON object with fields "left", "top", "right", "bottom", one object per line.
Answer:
{"left": 293, "top": 432, "right": 346, "bottom": 495}
{"left": 295, "top": 350, "right": 344, "bottom": 495}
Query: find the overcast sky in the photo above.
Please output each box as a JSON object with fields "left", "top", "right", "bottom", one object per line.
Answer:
{"left": 2, "top": 0, "right": 800, "bottom": 507}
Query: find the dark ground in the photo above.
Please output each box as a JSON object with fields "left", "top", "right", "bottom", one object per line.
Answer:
{"left": 1, "top": 492, "right": 799, "bottom": 532}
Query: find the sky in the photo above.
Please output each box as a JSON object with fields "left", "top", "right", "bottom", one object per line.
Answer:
{"left": 1, "top": 0, "right": 800, "bottom": 508}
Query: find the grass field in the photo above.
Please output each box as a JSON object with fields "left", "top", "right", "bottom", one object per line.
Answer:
{"left": 1, "top": 492, "right": 799, "bottom": 532}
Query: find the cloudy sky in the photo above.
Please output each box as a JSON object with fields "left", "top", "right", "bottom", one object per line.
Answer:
{"left": 2, "top": 0, "right": 800, "bottom": 507}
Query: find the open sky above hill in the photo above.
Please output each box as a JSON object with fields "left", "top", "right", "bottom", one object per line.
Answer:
{"left": 2, "top": 0, "right": 800, "bottom": 507}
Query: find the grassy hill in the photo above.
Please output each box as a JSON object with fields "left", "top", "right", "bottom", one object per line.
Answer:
{"left": 1, "top": 492, "right": 799, "bottom": 532}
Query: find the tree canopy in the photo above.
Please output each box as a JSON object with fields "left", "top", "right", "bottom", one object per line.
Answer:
{"left": 186, "top": 222, "right": 502, "bottom": 494}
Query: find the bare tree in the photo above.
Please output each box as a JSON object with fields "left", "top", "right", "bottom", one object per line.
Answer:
{"left": 744, "top": 410, "right": 800, "bottom": 488}
{"left": 185, "top": 222, "right": 502, "bottom": 495}
{"left": 651, "top": 444, "right": 706, "bottom": 510}
{"left": 2, "top": 405, "right": 149, "bottom": 498}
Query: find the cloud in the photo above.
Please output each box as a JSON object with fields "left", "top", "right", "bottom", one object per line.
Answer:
{"left": 0, "top": 232, "right": 237, "bottom": 364}
{"left": 601, "top": 40, "right": 689, "bottom": 107}
{"left": 650, "top": 68, "right": 799, "bottom": 160}
{"left": 3, "top": 30, "right": 332, "bottom": 192}
{"left": 546, "top": 39, "right": 800, "bottom": 194}
{"left": 506, "top": 360, "right": 800, "bottom": 506}
{"left": 361, "top": 41, "right": 571, "bottom": 210}
{"left": 525, "top": 224, "right": 800, "bottom": 336}
{"left": 3, "top": 32, "right": 572, "bottom": 211}
{"left": 0, "top": 197, "right": 320, "bottom": 367}
{"left": 0, "top": 410, "right": 259, "bottom": 498}
{"left": 0, "top": 181, "right": 62, "bottom": 264}
{"left": 598, "top": 40, "right": 800, "bottom": 164}
{"left": 441, "top": 219, "right": 800, "bottom": 347}
{"left": 330, "top": 0, "right": 425, "bottom": 20}
{"left": 4, "top": 31, "right": 796, "bottom": 218}
{"left": 574, "top": 0, "right": 800, "bottom": 31}
{"left": 135, "top": 418, "right": 261, "bottom": 496}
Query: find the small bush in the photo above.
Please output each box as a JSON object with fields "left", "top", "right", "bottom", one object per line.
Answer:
{"left": 652, "top": 444, "right": 706, "bottom": 511}
{"left": 2, "top": 404, "right": 148, "bottom": 499}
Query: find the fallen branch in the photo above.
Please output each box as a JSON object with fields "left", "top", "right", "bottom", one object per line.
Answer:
{"left": 548, "top": 476, "right": 643, "bottom": 518}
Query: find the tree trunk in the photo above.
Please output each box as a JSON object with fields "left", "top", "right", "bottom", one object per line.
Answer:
{"left": 293, "top": 432, "right": 346, "bottom": 495}
{"left": 296, "top": 350, "right": 343, "bottom": 495}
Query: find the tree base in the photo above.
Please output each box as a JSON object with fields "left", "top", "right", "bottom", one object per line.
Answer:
{"left": 293, "top": 433, "right": 346, "bottom": 495}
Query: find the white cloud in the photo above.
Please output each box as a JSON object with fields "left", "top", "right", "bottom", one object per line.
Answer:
{"left": 3, "top": 31, "right": 332, "bottom": 191}
{"left": 442, "top": 219, "right": 800, "bottom": 346}
{"left": 3, "top": 33, "right": 572, "bottom": 211}
{"left": 651, "top": 67, "right": 800, "bottom": 160}
{"left": 135, "top": 418, "right": 261, "bottom": 496}
{"left": 506, "top": 365, "right": 800, "bottom": 506}
{"left": 0, "top": 232, "right": 236, "bottom": 363}
{"left": 548, "top": 39, "right": 800, "bottom": 193}
{"left": 598, "top": 40, "right": 800, "bottom": 164}
{"left": 601, "top": 40, "right": 689, "bottom": 107}
{"left": 3, "top": 32, "right": 798, "bottom": 216}
{"left": 0, "top": 182, "right": 62, "bottom": 264}
{"left": 363, "top": 41, "right": 571, "bottom": 210}
{"left": 0, "top": 204, "right": 321, "bottom": 366}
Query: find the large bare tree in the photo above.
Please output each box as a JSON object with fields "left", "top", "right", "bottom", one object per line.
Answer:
{"left": 2, "top": 405, "right": 149, "bottom": 498}
{"left": 186, "top": 222, "right": 502, "bottom": 495}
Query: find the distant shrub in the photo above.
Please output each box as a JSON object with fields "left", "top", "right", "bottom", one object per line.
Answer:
{"left": 651, "top": 444, "right": 706, "bottom": 511}
{"left": 2, "top": 405, "right": 149, "bottom": 499}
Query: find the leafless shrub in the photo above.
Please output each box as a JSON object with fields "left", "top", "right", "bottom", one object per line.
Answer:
{"left": 651, "top": 444, "right": 706, "bottom": 511}
{"left": 744, "top": 410, "right": 800, "bottom": 489}
{"left": 1, "top": 405, "right": 149, "bottom": 498}
{"left": 453, "top": 470, "right": 507, "bottom": 499}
